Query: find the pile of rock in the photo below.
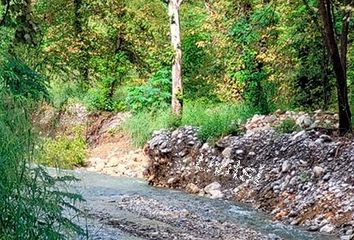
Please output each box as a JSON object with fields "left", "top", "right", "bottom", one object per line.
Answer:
{"left": 244, "top": 110, "right": 339, "bottom": 132}
{"left": 144, "top": 126, "right": 354, "bottom": 239}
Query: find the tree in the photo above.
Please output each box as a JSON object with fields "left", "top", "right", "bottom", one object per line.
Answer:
{"left": 317, "top": 0, "right": 352, "bottom": 134}
{"left": 168, "top": 0, "right": 183, "bottom": 116}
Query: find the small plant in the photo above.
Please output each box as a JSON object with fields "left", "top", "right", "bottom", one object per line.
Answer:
{"left": 38, "top": 126, "right": 87, "bottom": 169}
{"left": 122, "top": 109, "right": 176, "bottom": 147}
{"left": 300, "top": 171, "right": 310, "bottom": 183}
{"left": 275, "top": 118, "right": 301, "bottom": 134}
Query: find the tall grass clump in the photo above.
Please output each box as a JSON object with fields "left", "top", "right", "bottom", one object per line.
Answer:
{"left": 123, "top": 109, "right": 177, "bottom": 146}
{"left": 124, "top": 101, "right": 258, "bottom": 146}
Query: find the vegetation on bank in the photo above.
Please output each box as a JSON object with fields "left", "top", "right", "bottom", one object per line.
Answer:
{"left": 38, "top": 126, "right": 87, "bottom": 169}
{"left": 123, "top": 101, "right": 256, "bottom": 146}
{"left": 0, "top": 89, "right": 85, "bottom": 240}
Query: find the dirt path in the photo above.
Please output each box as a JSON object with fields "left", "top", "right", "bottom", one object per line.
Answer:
{"left": 85, "top": 113, "right": 148, "bottom": 179}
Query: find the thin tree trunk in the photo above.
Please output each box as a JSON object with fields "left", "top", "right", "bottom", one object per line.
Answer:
{"left": 168, "top": 0, "right": 183, "bottom": 116}
{"left": 317, "top": 0, "right": 352, "bottom": 135}
{"left": 340, "top": 13, "right": 350, "bottom": 79}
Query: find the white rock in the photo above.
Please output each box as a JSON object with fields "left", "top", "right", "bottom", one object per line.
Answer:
{"left": 222, "top": 147, "right": 233, "bottom": 158}
{"left": 167, "top": 177, "right": 176, "bottom": 184}
{"left": 236, "top": 149, "right": 244, "bottom": 155}
{"left": 291, "top": 130, "right": 306, "bottom": 141}
{"left": 204, "top": 182, "right": 224, "bottom": 199}
{"left": 313, "top": 166, "right": 325, "bottom": 178}
{"left": 340, "top": 235, "right": 354, "bottom": 240}
{"left": 204, "top": 182, "right": 221, "bottom": 193}
{"left": 95, "top": 162, "right": 105, "bottom": 172}
{"left": 320, "top": 224, "right": 335, "bottom": 233}
{"left": 208, "top": 190, "right": 224, "bottom": 199}
{"left": 296, "top": 115, "right": 313, "bottom": 128}
{"left": 282, "top": 160, "right": 290, "bottom": 173}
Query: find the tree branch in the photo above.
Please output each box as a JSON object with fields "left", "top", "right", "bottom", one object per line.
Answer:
{"left": 0, "top": 0, "right": 10, "bottom": 26}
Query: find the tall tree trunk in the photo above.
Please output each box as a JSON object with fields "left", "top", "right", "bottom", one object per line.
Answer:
{"left": 168, "top": 0, "right": 183, "bottom": 116}
{"left": 317, "top": 0, "right": 352, "bottom": 135}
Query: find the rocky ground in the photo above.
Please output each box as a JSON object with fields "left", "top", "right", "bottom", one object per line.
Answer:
{"left": 66, "top": 170, "right": 331, "bottom": 240}
{"left": 144, "top": 112, "right": 354, "bottom": 240}
{"left": 85, "top": 112, "right": 148, "bottom": 178}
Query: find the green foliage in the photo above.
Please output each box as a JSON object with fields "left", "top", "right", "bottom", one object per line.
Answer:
{"left": 0, "top": 54, "right": 49, "bottom": 101}
{"left": 182, "top": 102, "right": 242, "bottom": 142}
{"left": 0, "top": 29, "right": 84, "bottom": 239}
{"left": 49, "top": 80, "right": 87, "bottom": 110}
{"left": 0, "top": 93, "right": 85, "bottom": 239}
{"left": 84, "top": 53, "right": 130, "bottom": 112}
{"left": 275, "top": 118, "right": 301, "bottom": 134}
{"left": 124, "top": 101, "right": 257, "bottom": 146}
{"left": 126, "top": 68, "right": 171, "bottom": 112}
{"left": 229, "top": 4, "right": 279, "bottom": 114}
{"left": 123, "top": 108, "right": 176, "bottom": 146}
{"left": 38, "top": 127, "right": 87, "bottom": 169}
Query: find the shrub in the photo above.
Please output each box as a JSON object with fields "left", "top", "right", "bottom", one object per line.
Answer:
{"left": 38, "top": 126, "right": 87, "bottom": 169}
{"left": 275, "top": 118, "right": 300, "bottom": 134}
{"left": 182, "top": 102, "right": 242, "bottom": 142}
{"left": 125, "top": 68, "right": 171, "bottom": 112}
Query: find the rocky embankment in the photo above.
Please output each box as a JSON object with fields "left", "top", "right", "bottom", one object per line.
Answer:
{"left": 144, "top": 111, "right": 354, "bottom": 239}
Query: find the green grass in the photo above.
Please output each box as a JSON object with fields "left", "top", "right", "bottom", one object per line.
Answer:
{"left": 123, "top": 109, "right": 177, "bottom": 146}
{"left": 275, "top": 118, "right": 301, "bottom": 134}
{"left": 123, "top": 101, "right": 257, "bottom": 146}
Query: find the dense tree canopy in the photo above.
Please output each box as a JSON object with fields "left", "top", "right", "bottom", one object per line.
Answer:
{"left": 1, "top": 0, "right": 353, "bottom": 133}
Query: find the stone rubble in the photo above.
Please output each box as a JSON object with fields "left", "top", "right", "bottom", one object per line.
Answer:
{"left": 244, "top": 110, "right": 339, "bottom": 132}
{"left": 144, "top": 119, "right": 354, "bottom": 238}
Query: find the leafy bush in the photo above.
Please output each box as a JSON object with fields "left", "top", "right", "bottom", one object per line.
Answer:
{"left": 275, "top": 118, "right": 301, "bottom": 134}
{"left": 126, "top": 68, "right": 171, "bottom": 112}
{"left": 84, "top": 78, "right": 126, "bottom": 112}
{"left": 38, "top": 126, "right": 87, "bottom": 169}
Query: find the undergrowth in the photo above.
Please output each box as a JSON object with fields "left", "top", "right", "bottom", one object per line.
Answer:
{"left": 38, "top": 126, "right": 87, "bottom": 169}
{"left": 0, "top": 94, "right": 85, "bottom": 239}
{"left": 123, "top": 101, "right": 257, "bottom": 146}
